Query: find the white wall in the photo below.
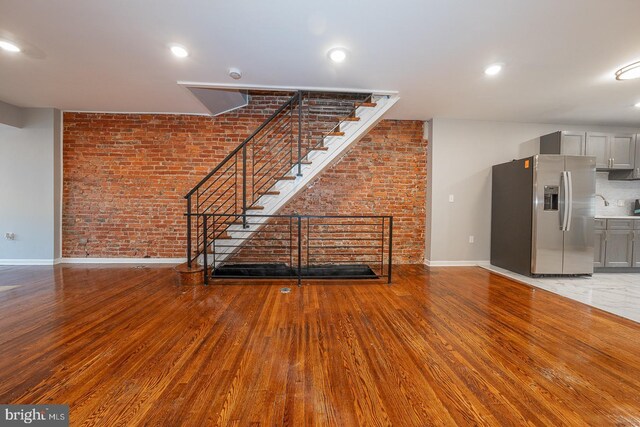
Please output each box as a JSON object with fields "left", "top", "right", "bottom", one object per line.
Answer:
{"left": 427, "top": 118, "right": 640, "bottom": 265}
{"left": 0, "top": 108, "right": 62, "bottom": 263}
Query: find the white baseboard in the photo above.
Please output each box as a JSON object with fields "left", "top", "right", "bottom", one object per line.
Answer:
{"left": 424, "top": 259, "right": 490, "bottom": 267}
{"left": 61, "top": 257, "right": 186, "bottom": 264}
{"left": 0, "top": 259, "right": 56, "bottom": 266}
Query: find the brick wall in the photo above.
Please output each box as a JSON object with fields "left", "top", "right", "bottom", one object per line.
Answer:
{"left": 63, "top": 99, "right": 426, "bottom": 263}
{"left": 280, "top": 120, "right": 426, "bottom": 263}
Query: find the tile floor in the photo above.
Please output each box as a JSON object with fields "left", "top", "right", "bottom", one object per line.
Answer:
{"left": 480, "top": 264, "right": 640, "bottom": 323}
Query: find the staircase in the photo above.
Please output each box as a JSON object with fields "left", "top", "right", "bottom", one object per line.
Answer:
{"left": 183, "top": 90, "right": 398, "bottom": 283}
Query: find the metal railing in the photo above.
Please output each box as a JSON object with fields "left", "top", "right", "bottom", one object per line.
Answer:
{"left": 190, "top": 213, "right": 392, "bottom": 286}
{"left": 184, "top": 91, "right": 372, "bottom": 269}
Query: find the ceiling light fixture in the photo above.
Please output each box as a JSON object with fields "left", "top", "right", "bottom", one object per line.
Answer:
{"left": 484, "top": 64, "right": 503, "bottom": 76}
{"left": 328, "top": 47, "right": 347, "bottom": 63}
{"left": 170, "top": 45, "right": 189, "bottom": 58}
{"left": 615, "top": 61, "right": 640, "bottom": 80}
{"left": 0, "top": 40, "right": 21, "bottom": 53}
{"left": 635, "top": 101, "right": 640, "bottom": 108}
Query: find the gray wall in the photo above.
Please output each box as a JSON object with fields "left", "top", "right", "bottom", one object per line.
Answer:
{"left": 0, "top": 100, "right": 25, "bottom": 128}
{"left": 0, "top": 108, "right": 61, "bottom": 262}
{"left": 53, "top": 109, "right": 62, "bottom": 259}
{"left": 427, "top": 118, "right": 640, "bottom": 265}
{"left": 424, "top": 120, "right": 433, "bottom": 261}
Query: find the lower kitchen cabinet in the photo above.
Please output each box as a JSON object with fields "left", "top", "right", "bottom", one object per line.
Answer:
{"left": 593, "top": 228, "right": 606, "bottom": 268}
{"left": 634, "top": 228, "right": 640, "bottom": 268}
{"left": 596, "top": 219, "right": 639, "bottom": 269}
{"left": 604, "top": 229, "right": 634, "bottom": 267}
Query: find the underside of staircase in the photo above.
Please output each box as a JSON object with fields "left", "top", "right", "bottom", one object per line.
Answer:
{"left": 182, "top": 90, "right": 398, "bottom": 285}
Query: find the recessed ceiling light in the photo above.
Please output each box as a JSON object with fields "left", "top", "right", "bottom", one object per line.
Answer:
{"left": 170, "top": 45, "right": 188, "bottom": 58}
{"left": 484, "top": 64, "right": 503, "bottom": 76}
{"left": 328, "top": 47, "right": 347, "bottom": 63}
{"left": 616, "top": 61, "right": 640, "bottom": 80}
{"left": 0, "top": 40, "right": 21, "bottom": 53}
{"left": 635, "top": 101, "right": 640, "bottom": 108}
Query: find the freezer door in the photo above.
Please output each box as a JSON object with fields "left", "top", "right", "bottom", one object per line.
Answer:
{"left": 531, "top": 155, "right": 565, "bottom": 274}
{"left": 562, "top": 156, "right": 595, "bottom": 274}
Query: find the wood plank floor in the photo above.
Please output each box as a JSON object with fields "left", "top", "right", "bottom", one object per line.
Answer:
{"left": 0, "top": 264, "right": 639, "bottom": 426}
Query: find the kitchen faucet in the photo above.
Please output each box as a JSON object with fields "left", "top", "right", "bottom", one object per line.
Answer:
{"left": 595, "top": 194, "right": 610, "bottom": 206}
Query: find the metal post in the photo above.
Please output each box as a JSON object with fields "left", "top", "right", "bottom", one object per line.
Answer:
{"left": 297, "top": 214, "right": 302, "bottom": 287}
{"left": 203, "top": 215, "right": 209, "bottom": 285}
{"left": 387, "top": 216, "right": 393, "bottom": 285}
{"left": 297, "top": 91, "right": 303, "bottom": 177}
{"left": 212, "top": 215, "right": 216, "bottom": 280}
{"left": 186, "top": 197, "right": 192, "bottom": 268}
{"left": 380, "top": 217, "right": 384, "bottom": 275}
{"left": 306, "top": 217, "right": 310, "bottom": 269}
{"left": 242, "top": 146, "right": 248, "bottom": 229}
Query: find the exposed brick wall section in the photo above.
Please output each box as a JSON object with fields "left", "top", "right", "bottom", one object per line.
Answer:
{"left": 63, "top": 93, "right": 291, "bottom": 258}
{"left": 280, "top": 120, "right": 426, "bottom": 263}
{"left": 63, "top": 104, "right": 426, "bottom": 263}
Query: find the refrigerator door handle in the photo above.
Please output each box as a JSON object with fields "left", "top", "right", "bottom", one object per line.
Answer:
{"left": 560, "top": 171, "right": 570, "bottom": 231}
{"left": 566, "top": 171, "right": 573, "bottom": 232}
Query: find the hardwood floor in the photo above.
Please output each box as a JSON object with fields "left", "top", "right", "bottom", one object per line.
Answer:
{"left": 0, "top": 264, "right": 639, "bottom": 426}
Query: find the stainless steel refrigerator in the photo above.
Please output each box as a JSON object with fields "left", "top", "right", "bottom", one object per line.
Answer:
{"left": 491, "top": 155, "right": 596, "bottom": 276}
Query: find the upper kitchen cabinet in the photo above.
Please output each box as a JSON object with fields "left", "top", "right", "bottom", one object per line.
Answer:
{"left": 610, "top": 134, "right": 635, "bottom": 169}
{"left": 540, "top": 131, "right": 586, "bottom": 156}
{"left": 609, "top": 135, "right": 640, "bottom": 180}
{"left": 585, "top": 132, "right": 609, "bottom": 169}
{"left": 586, "top": 132, "right": 635, "bottom": 170}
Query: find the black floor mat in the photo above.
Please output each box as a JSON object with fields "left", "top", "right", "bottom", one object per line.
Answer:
{"left": 213, "top": 263, "right": 378, "bottom": 279}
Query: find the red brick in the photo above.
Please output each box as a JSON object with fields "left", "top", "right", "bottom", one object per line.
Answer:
{"left": 63, "top": 99, "right": 426, "bottom": 263}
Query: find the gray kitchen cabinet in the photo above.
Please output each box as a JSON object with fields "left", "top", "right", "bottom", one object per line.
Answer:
{"left": 635, "top": 134, "right": 640, "bottom": 178}
{"left": 593, "top": 228, "right": 606, "bottom": 267}
{"left": 604, "top": 221, "right": 634, "bottom": 267}
{"left": 610, "top": 134, "right": 635, "bottom": 169}
{"left": 608, "top": 219, "right": 636, "bottom": 230}
{"left": 586, "top": 132, "right": 636, "bottom": 170}
{"left": 633, "top": 221, "right": 640, "bottom": 268}
{"left": 596, "top": 219, "right": 640, "bottom": 268}
{"left": 608, "top": 134, "right": 640, "bottom": 180}
{"left": 540, "top": 131, "right": 586, "bottom": 156}
{"left": 593, "top": 219, "right": 607, "bottom": 268}
{"left": 634, "top": 230, "right": 640, "bottom": 268}
{"left": 586, "top": 132, "right": 610, "bottom": 169}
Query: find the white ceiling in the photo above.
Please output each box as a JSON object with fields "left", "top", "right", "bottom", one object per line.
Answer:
{"left": 1, "top": 0, "right": 640, "bottom": 125}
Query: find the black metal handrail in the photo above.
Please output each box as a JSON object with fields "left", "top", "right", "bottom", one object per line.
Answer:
{"left": 184, "top": 90, "right": 373, "bottom": 269}
{"left": 184, "top": 94, "right": 298, "bottom": 198}
{"left": 188, "top": 213, "right": 392, "bottom": 286}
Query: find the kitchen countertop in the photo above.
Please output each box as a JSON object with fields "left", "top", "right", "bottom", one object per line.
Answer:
{"left": 595, "top": 215, "right": 640, "bottom": 219}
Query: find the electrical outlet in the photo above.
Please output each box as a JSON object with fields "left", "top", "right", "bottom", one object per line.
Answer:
{"left": 618, "top": 200, "right": 625, "bottom": 207}
{"left": 448, "top": 194, "right": 455, "bottom": 203}
{"left": 469, "top": 235, "right": 475, "bottom": 243}
{"left": 5, "top": 232, "right": 15, "bottom": 240}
